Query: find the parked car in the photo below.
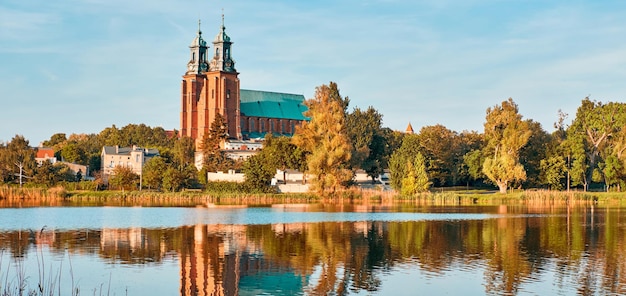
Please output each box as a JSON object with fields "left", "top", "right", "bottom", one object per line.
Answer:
{"left": 377, "top": 173, "right": 390, "bottom": 185}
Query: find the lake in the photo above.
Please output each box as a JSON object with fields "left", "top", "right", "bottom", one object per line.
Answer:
{"left": 0, "top": 202, "right": 624, "bottom": 295}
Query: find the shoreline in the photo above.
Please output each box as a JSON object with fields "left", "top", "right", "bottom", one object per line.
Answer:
{"left": 1, "top": 185, "right": 624, "bottom": 207}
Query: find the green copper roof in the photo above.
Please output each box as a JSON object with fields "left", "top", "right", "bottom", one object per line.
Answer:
{"left": 240, "top": 89, "right": 308, "bottom": 121}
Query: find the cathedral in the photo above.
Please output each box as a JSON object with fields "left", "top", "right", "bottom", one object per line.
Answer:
{"left": 180, "top": 17, "right": 308, "bottom": 150}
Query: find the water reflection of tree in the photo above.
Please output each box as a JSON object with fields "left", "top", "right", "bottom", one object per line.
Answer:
{"left": 0, "top": 206, "right": 625, "bottom": 295}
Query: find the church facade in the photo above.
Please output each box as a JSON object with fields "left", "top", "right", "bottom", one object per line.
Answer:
{"left": 180, "top": 18, "right": 308, "bottom": 150}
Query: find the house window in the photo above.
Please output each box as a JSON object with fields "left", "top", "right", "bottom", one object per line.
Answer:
{"left": 135, "top": 154, "right": 139, "bottom": 163}
{"left": 110, "top": 161, "right": 114, "bottom": 168}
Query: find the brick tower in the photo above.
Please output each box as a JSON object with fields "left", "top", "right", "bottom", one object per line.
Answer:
{"left": 180, "top": 17, "right": 241, "bottom": 150}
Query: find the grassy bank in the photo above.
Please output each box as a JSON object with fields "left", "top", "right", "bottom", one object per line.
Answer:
{"left": 1, "top": 185, "right": 624, "bottom": 207}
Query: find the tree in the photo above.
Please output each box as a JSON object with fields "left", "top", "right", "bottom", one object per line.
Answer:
{"left": 415, "top": 124, "right": 457, "bottom": 187}
{"left": 463, "top": 149, "right": 486, "bottom": 185}
{"left": 567, "top": 98, "right": 626, "bottom": 190}
{"left": 388, "top": 134, "right": 421, "bottom": 191}
{"left": 162, "top": 166, "right": 186, "bottom": 192}
{"left": 60, "top": 142, "right": 87, "bottom": 164}
{"left": 172, "top": 136, "right": 196, "bottom": 169}
{"left": 539, "top": 156, "right": 566, "bottom": 190}
{"left": 482, "top": 98, "right": 531, "bottom": 193}
{"left": 243, "top": 154, "right": 276, "bottom": 192}
{"left": 518, "top": 120, "right": 550, "bottom": 188}
{"left": 0, "top": 135, "right": 36, "bottom": 185}
{"left": 346, "top": 106, "right": 386, "bottom": 181}
{"left": 202, "top": 114, "right": 234, "bottom": 172}
{"left": 600, "top": 155, "right": 624, "bottom": 191}
{"left": 142, "top": 156, "right": 167, "bottom": 190}
{"left": 400, "top": 152, "right": 431, "bottom": 196}
{"left": 293, "top": 82, "right": 353, "bottom": 195}
{"left": 109, "top": 165, "right": 139, "bottom": 191}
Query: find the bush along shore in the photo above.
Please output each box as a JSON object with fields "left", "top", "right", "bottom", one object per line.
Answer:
{"left": 1, "top": 184, "right": 625, "bottom": 207}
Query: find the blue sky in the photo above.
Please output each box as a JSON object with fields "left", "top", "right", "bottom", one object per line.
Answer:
{"left": 2, "top": 0, "right": 626, "bottom": 145}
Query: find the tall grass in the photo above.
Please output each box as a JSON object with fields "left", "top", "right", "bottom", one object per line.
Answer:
{"left": 0, "top": 247, "right": 109, "bottom": 296}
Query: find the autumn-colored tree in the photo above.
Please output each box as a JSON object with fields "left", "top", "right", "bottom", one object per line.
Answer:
{"left": 482, "top": 98, "right": 531, "bottom": 193}
{"left": 293, "top": 82, "right": 352, "bottom": 195}
{"left": 400, "top": 152, "right": 431, "bottom": 196}
{"left": 109, "top": 165, "right": 139, "bottom": 191}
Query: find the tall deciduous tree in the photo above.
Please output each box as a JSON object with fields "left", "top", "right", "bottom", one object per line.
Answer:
{"left": 293, "top": 82, "right": 352, "bottom": 195}
{"left": 568, "top": 98, "right": 626, "bottom": 190}
{"left": 346, "top": 106, "right": 386, "bottom": 181}
{"left": 482, "top": 98, "right": 531, "bottom": 193}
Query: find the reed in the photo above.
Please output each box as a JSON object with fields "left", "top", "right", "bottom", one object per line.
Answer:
{"left": 0, "top": 249, "right": 110, "bottom": 296}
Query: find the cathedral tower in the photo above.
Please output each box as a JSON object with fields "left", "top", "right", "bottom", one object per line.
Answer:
{"left": 180, "top": 17, "right": 241, "bottom": 149}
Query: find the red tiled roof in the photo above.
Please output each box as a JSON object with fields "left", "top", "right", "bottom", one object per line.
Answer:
{"left": 36, "top": 148, "right": 55, "bottom": 159}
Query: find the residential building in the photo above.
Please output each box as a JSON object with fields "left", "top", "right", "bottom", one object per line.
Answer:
{"left": 101, "top": 145, "right": 159, "bottom": 183}
{"left": 35, "top": 147, "right": 57, "bottom": 165}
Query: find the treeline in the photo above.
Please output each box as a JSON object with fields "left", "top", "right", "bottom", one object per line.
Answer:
{"left": 243, "top": 84, "right": 626, "bottom": 195}
{"left": 2, "top": 82, "right": 625, "bottom": 195}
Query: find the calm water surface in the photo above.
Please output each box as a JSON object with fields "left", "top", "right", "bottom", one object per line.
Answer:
{"left": 0, "top": 203, "right": 624, "bottom": 295}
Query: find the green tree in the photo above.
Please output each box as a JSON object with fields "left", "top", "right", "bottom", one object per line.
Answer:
{"left": 346, "top": 106, "right": 386, "bottom": 181}
{"left": 142, "top": 156, "right": 167, "bottom": 190}
{"left": 388, "top": 134, "right": 421, "bottom": 191}
{"left": 600, "top": 155, "right": 624, "bottom": 191}
{"left": 202, "top": 114, "right": 234, "bottom": 172}
{"left": 243, "top": 154, "right": 276, "bottom": 192}
{"left": 109, "top": 165, "right": 139, "bottom": 191}
{"left": 0, "top": 135, "right": 37, "bottom": 185}
{"left": 568, "top": 98, "right": 626, "bottom": 190}
{"left": 482, "top": 98, "right": 531, "bottom": 193}
{"left": 293, "top": 82, "right": 353, "bottom": 195}
{"left": 400, "top": 152, "right": 431, "bottom": 195}
{"left": 415, "top": 124, "right": 457, "bottom": 187}
{"left": 518, "top": 120, "right": 550, "bottom": 188}
{"left": 60, "top": 142, "right": 87, "bottom": 164}
{"left": 162, "top": 166, "right": 186, "bottom": 192}
{"left": 463, "top": 149, "right": 486, "bottom": 185}
{"left": 172, "top": 136, "right": 196, "bottom": 169}
{"left": 539, "top": 156, "right": 566, "bottom": 190}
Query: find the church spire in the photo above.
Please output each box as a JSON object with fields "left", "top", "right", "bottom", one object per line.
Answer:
{"left": 209, "top": 13, "right": 236, "bottom": 73}
{"left": 186, "top": 19, "right": 209, "bottom": 74}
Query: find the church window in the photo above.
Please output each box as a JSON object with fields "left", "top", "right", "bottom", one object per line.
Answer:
{"left": 250, "top": 118, "right": 255, "bottom": 131}
{"left": 227, "top": 90, "right": 230, "bottom": 99}
{"left": 282, "top": 121, "right": 286, "bottom": 133}
{"left": 260, "top": 120, "right": 265, "bottom": 132}
{"left": 240, "top": 118, "right": 246, "bottom": 131}
{"left": 270, "top": 120, "right": 275, "bottom": 132}
{"left": 291, "top": 121, "right": 296, "bottom": 133}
